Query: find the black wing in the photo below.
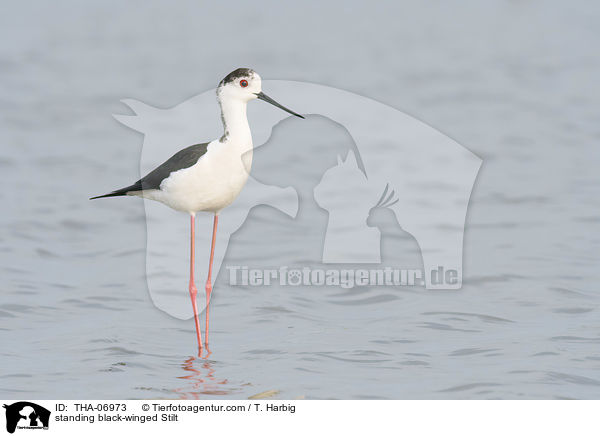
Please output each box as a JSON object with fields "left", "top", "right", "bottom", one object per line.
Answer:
{"left": 90, "top": 142, "right": 209, "bottom": 199}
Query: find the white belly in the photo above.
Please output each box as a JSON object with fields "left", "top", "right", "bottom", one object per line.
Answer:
{"left": 141, "top": 140, "right": 253, "bottom": 214}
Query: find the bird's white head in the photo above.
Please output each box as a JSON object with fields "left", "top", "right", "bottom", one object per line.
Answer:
{"left": 217, "top": 68, "right": 304, "bottom": 118}
{"left": 217, "top": 68, "right": 262, "bottom": 103}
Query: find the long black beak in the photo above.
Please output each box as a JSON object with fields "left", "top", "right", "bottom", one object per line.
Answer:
{"left": 255, "top": 92, "right": 304, "bottom": 119}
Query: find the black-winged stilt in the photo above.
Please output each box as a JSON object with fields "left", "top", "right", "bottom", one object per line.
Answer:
{"left": 91, "top": 68, "right": 304, "bottom": 352}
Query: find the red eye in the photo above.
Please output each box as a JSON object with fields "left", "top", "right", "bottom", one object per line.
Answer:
{"left": 240, "top": 79, "right": 248, "bottom": 87}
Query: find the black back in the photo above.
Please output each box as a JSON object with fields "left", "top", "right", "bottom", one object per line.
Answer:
{"left": 90, "top": 142, "right": 209, "bottom": 199}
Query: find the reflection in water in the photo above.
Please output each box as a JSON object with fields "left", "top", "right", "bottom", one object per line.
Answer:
{"left": 173, "top": 349, "right": 232, "bottom": 399}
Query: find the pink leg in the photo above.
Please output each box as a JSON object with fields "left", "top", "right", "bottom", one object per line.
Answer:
{"left": 205, "top": 214, "right": 218, "bottom": 346}
{"left": 189, "top": 213, "right": 203, "bottom": 352}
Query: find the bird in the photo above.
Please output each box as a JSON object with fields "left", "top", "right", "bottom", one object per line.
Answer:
{"left": 91, "top": 68, "right": 304, "bottom": 352}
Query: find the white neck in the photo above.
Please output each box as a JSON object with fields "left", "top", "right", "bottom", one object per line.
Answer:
{"left": 218, "top": 97, "right": 252, "bottom": 152}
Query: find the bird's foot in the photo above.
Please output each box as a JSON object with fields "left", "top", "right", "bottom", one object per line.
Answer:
{"left": 188, "top": 281, "right": 203, "bottom": 350}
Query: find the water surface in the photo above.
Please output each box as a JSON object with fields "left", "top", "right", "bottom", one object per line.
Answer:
{"left": 1, "top": 0, "right": 599, "bottom": 399}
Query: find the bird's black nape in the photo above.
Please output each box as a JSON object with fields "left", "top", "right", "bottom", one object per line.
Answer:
{"left": 220, "top": 68, "right": 255, "bottom": 86}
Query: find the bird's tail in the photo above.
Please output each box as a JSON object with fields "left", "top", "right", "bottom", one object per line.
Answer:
{"left": 89, "top": 186, "right": 134, "bottom": 200}
{"left": 89, "top": 192, "right": 125, "bottom": 200}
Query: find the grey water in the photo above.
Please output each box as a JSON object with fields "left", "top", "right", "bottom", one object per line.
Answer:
{"left": 1, "top": 0, "right": 600, "bottom": 399}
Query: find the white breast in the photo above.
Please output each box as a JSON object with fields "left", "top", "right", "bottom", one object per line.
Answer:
{"left": 145, "top": 139, "right": 253, "bottom": 214}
